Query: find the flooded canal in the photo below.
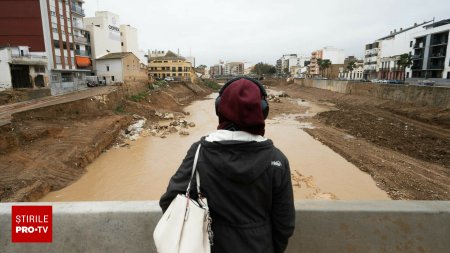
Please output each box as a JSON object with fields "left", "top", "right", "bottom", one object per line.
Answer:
{"left": 40, "top": 93, "right": 389, "bottom": 202}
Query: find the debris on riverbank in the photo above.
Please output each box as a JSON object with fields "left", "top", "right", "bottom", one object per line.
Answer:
{"left": 0, "top": 81, "right": 212, "bottom": 202}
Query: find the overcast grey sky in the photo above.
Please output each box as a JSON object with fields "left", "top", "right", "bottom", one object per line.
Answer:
{"left": 84, "top": 0, "right": 449, "bottom": 66}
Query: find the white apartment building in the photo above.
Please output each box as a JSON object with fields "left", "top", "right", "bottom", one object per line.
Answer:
{"left": 364, "top": 21, "right": 432, "bottom": 80}
{"left": 276, "top": 54, "right": 310, "bottom": 75}
{"left": 119, "top": 24, "right": 147, "bottom": 65}
{"left": 120, "top": 25, "right": 138, "bottom": 53}
{"left": 408, "top": 19, "right": 450, "bottom": 83}
{"left": 84, "top": 11, "right": 122, "bottom": 69}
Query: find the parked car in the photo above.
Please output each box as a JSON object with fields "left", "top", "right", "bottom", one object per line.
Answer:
{"left": 418, "top": 80, "right": 435, "bottom": 86}
{"left": 164, "top": 77, "right": 175, "bottom": 81}
{"left": 388, "top": 80, "right": 403, "bottom": 84}
{"left": 86, "top": 76, "right": 103, "bottom": 87}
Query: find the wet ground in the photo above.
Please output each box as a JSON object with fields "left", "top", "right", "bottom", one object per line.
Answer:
{"left": 40, "top": 93, "right": 389, "bottom": 202}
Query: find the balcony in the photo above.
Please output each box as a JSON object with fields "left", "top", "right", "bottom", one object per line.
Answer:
{"left": 429, "top": 52, "right": 446, "bottom": 58}
{"left": 427, "top": 64, "right": 444, "bottom": 70}
{"left": 73, "top": 22, "right": 85, "bottom": 30}
{"left": 11, "top": 53, "right": 47, "bottom": 65}
{"left": 413, "top": 42, "right": 425, "bottom": 49}
{"left": 75, "top": 49, "right": 90, "bottom": 57}
{"left": 74, "top": 35, "right": 88, "bottom": 44}
{"left": 411, "top": 64, "right": 423, "bottom": 70}
{"left": 430, "top": 41, "right": 448, "bottom": 47}
{"left": 71, "top": 4, "right": 85, "bottom": 16}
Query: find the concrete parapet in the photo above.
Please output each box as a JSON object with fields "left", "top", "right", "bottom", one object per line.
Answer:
{"left": 294, "top": 79, "right": 450, "bottom": 109}
{"left": 0, "top": 201, "right": 449, "bottom": 253}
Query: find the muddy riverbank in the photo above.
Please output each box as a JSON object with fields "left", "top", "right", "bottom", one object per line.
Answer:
{"left": 0, "top": 82, "right": 212, "bottom": 202}
{"left": 269, "top": 82, "right": 450, "bottom": 200}
{"left": 41, "top": 92, "right": 389, "bottom": 202}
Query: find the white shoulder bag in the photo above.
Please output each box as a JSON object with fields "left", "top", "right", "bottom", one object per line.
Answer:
{"left": 154, "top": 144, "right": 213, "bottom": 253}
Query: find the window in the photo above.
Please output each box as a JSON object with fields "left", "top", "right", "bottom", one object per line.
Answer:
{"left": 178, "top": 67, "right": 182, "bottom": 72}
{"left": 447, "top": 72, "right": 450, "bottom": 79}
{"left": 61, "top": 73, "right": 73, "bottom": 82}
{"left": 410, "top": 41, "right": 413, "bottom": 47}
{"left": 112, "top": 76, "right": 115, "bottom": 81}
{"left": 121, "top": 42, "right": 124, "bottom": 46}
{"left": 106, "top": 66, "right": 110, "bottom": 71}
{"left": 51, "top": 74, "right": 60, "bottom": 82}
{"left": 35, "top": 66, "right": 45, "bottom": 73}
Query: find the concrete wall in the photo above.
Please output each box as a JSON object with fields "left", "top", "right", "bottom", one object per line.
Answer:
{"left": 0, "top": 201, "right": 449, "bottom": 253}
{"left": 294, "top": 79, "right": 450, "bottom": 109}
{"left": 0, "top": 48, "right": 12, "bottom": 91}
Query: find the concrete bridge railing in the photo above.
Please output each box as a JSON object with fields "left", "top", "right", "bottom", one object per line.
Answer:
{"left": 1, "top": 201, "right": 449, "bottom": 253}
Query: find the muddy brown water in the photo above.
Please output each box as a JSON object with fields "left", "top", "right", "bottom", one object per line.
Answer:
{"left": 40, "top": 94, "right": 389, "bottom": 202}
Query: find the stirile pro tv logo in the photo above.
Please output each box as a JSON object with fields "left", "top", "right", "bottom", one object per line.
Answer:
{"left": 11, "top": 206, "right": 53, "bottom": 243}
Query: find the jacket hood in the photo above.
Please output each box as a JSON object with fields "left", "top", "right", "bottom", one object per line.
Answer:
{"left": 200, "top": 138, "right": 275, "bottom": 184}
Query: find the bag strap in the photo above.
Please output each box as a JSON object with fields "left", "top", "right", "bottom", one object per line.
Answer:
{"left": 186, "top": 144, "right": 201, "bottom": 198}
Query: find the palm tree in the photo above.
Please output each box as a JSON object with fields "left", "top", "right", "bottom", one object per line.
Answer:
{"left": 397, "top": 53, "right": 413, "bottom": 82}
{"left": 346, "top": 61, "right": 356, "bottom": 79}
{"left": 317, "top": 58, "right": 323, "bottom": 77}
{"left": 322, "top": 59, "right": 332, "bottom": 78}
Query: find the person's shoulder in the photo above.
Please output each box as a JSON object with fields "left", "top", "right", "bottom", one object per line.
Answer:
{"left": 264, "top": 140, "right": 286, "bottom": 156}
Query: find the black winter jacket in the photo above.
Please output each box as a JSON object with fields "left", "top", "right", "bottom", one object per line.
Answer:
{"left": 160, "top": 137, "right": 295, "bottom": 253}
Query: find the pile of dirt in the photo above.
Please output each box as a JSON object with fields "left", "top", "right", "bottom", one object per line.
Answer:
{"left": 266, "top": 82, "right": 450, "bottom": 200}
{"left": 0, "top": 81, "right": 212, "bottom": 202}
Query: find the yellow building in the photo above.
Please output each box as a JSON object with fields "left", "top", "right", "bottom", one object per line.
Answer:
{"left": 148, "top": 50, "right": 193, "bottom": 81}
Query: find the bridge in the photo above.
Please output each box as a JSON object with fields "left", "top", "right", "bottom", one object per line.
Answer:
{"left": 1, "top": 201, "right": 449, "bottom": 252}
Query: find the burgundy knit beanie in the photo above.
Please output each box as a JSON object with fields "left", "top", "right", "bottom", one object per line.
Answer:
{"left": 217, "top": 78, "right": 265, "bottom": 136}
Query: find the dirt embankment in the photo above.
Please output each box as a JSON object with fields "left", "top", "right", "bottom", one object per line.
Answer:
{"left": 0, "top": 82, "right": 212, "bottom": 202}
{"left": 266, "top": 81, "right": 450, "bottom": 200}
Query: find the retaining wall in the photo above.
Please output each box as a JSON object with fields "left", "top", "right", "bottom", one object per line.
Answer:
{"left": 0, "top": 201, "right": 449, "bottom": 253}
{"left": 294, "top": 79, "right": 450, "bottom": 109}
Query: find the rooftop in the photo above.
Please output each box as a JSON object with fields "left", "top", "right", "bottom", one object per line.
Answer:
{"left": 424, "top": 18, "right": 450, "bottom": 29}
{"left": 97, "top": 52, "right": 132, "bottom": 60}
{"left": 378, "top": 20, "right": 433, "bottom": 40}
{"left": 150, "top": 50, "right": 185, "bottom": 61}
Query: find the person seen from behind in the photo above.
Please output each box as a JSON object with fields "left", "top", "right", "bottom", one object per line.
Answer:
{"left": 160, "top": 77, "right": 295, "bottom": 253}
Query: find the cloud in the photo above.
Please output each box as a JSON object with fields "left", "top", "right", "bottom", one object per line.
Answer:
{"left": 83, "top": 0, "right": 449, "bottom": 65}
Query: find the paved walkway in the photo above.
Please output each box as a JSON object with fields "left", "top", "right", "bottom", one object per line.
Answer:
{"left": 0, "top": 86, "right": 117, "bottom": 126}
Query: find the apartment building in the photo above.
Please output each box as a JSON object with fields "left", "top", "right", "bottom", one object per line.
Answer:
{"left": 309, "top": 47, "right": 345, "bottom": 77}
{"left": 276, "top": 54, "right": 310, "bottom": 75}
{"left": 72, "top": 0, "right": 92, "bottom": 72}
{"left": 0, "top": 0, "right": 92, "bottom": 94}
{"left": 364, "top": 21, "right": 432, "bottom": 80}
{"left": 224, "top": 62, "right": 244, "bottom": 76}
{"left": 209, "top": 64, "right": 224, "bottom": 77}
{"left": 119, "top": 24, "right": 146, "bottom": 65}
{"left": 84, "top": 11, "right": 122, "bottom": 69}
{"left": 148, "top": 50, "right": 193, "bottom": 81}
{"left": 408, "top": 19, "right": 450, "bottom": 82}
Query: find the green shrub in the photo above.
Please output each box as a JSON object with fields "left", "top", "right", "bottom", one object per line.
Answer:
{"left": 129, "top": 92, "right": 147, "bottom": 102}
{"left": 203, "top": 80, "right": 221, "bottom": 91}
{"left": 115, "top": 105, "right": 125, "bottom": 113}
